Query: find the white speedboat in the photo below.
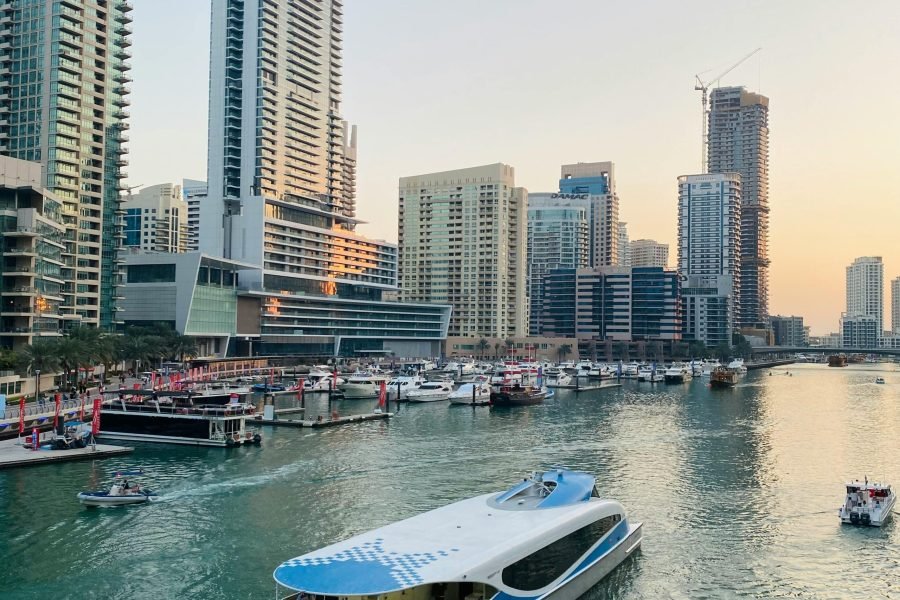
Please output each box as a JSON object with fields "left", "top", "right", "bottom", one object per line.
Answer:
{"left": 875, "top": 377, "right": 885, "bottom": 384}
{"left": 77, "top": 471, "right": 158, "bottom": 507}
{"left": 545, "top": 372, "right": 573, "bottom": 388}
{"left": 449, "top": 380, "right": 492, "bottom": 405}
{"left": 839, "top": 479, "right": 895, "bottom": 526}
{"left": 637, "top": 366, "right": 653, "bottom": 382}
{"left": 303, "top": 370, "right": 345, "bottom": 392}
{"left": 340, "top": 373, "right": 390, "bottom": 399}
{"left": 273, "top": 469, "right": 642, "bottom": 600}
{"left": 726, "top": 358, "right": 748, "bottom": 374}
{"left": 386, "top": 375, "right": 426, "bottom": 401}
{"left": 664, "top": 364, "right": 692, "bottom": 383}
{"left": 406, "top": 381, "right": 454, "bottom": 403}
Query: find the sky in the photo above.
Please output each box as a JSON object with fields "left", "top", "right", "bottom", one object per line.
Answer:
{"left": 128, "top": 0, "right": 900, "bottom": 336}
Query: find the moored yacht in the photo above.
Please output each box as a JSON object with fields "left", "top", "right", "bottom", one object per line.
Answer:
{"left": 273, "top": 469, "right": 642, "bottom": 600}
{"left": 545, "top": 372, "right": 573, "bottom": 388}
{"left": 839, "top": 479, "right": 895, "bottom": 527}
{"left": 726, "top": 358, "right": 748, "bottom": 374}
{"left": 664, "top": 364, "right": 692, "bottom": 383}
{"left": 386, "top": 375, "right": 426, "bottom": 401}
{"left": 340, "top": 373, "right": 390, "bottom": 399}
{"left": 406, "top": 381, "right": 454, "bottom": 403}
{"left": 448, "top": 380, "right": 492, "bottom": 405}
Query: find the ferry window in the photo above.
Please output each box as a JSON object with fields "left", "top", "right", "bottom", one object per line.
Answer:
{"left": 501, "top": 515, "right": 621, "bottom": 591}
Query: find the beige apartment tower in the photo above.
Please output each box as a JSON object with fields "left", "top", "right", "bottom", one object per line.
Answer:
{"left": 399, "top": 163, "right": 527, "bottom": 338}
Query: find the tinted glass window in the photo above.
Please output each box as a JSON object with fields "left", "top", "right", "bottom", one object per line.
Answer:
{"left": 501, "top": 514, "right": 620, "bottom": 591}
{"left": 127, "top": 264, "right": 176, "bottom": 283}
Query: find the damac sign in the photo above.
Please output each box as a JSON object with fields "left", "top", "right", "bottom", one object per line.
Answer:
{"left": 550, "top": 193, "right": 589, "bottom": 199}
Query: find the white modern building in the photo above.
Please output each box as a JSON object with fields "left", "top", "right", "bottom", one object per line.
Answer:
{"left": 841, "top": 314, "right": 878, "bottom": 349}
{"left": 844, "top": 256, "right": 883, "bottom": 342}
{"left": 122, "top": 183, "right": 189, "bottom": 254}
{"left": 200, "top": 0, "right": 450, "bottom": 357}
{"left": 183, "top": 179, "right": 207, "bottom": 252}
{"left": 708, "top": 87, "right": 770, "bottom": 329}
{"left": 677, "top": 173, "right": 742, "bottom": 347}
{"left": 398, "top": 163, "right": 527, "bottom": 339}
{"left": 890, "top": 276, "right": 900, "bottom": 334}
{"left": 526, "top": 194, "right": 589, "bottom": 335}
{"left": 629, "top": 239, "right": 669, "bottom": 269}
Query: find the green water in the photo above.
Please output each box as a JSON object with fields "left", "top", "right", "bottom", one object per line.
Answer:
{"left": 2, "top": 363, "right": 899, "bottom": 599}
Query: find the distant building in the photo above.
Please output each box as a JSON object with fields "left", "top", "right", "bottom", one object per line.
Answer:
{"left": 891, "top": 276, "right": 900, "bottom": 334}
{"left": 629, "top": 239, "right": 669, "bottom": 268}
{"left": 526, "top": 194, "right": 589, "bottom": 335}
{"left": 445, "top": 336, "right": 579, "bottom": 362}
{"left": 677, "top": 173, "right": 741, "bottom": 347}
{"left": 770, "top": 315, "right": 807, "bottom": 346}
{"left": 844, "top": 256, "right": 883, "bottom": 344}
{"left": 708, "top": 86, "right": 770, "bottom": 329}
{"left": 183, "top": 179, "right": 207, "bottom": 252}
{"left": 0, "top": 157, "right": 72, "bottom": 350}
{"left": 541, "top": 266, "right": 681, "bottom": 343}
{"left": 559, "top": 162, "right": 620, "bottom": 267}
{"left": 841, "top": 313, "right": 878, "bottom": 349}
{"left": 122, "top": 184, "right": 189, "bottom": 253}
{"left": 617, "top": 222, "right": 630, "bottom": 266}
{"left": 399, "top": 163, "right": 527, "bottom": 339}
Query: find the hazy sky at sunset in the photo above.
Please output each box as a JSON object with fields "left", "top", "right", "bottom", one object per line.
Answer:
{"left": 129, "top": 0, "right": 900, "bottom": 335}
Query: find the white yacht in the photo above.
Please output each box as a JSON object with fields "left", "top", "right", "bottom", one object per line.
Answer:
{"left": 637, "top": 366, "right": 653, "bottom": 382}
{"left": 303, "top": 370, "right": 345, "bottom": 392}
{"left": 700, "top": 360, "right": 721, "bottom": 378}
{"left": 340, "top": 373, "right": 390, "bottom": 399}
{"left": 386, "top": 375, "right": 426, "bottom": 401}
{"left": 726, "top": 358, "right": 748, "bottom": 374}
{"left": 664, "top": 364, "right": 692, "bottom": 383}
{"left": 623, "top": 363, "right": 640, "bottom": 379}
{"left": 449, "top": 380, "right": 492, "bottom": 405}
{"left": 839, "top": 479, "right": 895, "bottom": 527}
{"left": 273, "top": 469, "right": 642, "bottom": 600}
{"left": 545, "top": 372, "right": 574, "bottom": 388}
{"left": 406, "top": 381, "right": 454, "bottom": 403}
{"left": 490, "top": 365, "right": 524, "bottom": 386}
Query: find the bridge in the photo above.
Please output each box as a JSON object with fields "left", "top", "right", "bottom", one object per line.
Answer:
{"left": 751, "top": 346, "right": 900, "bottom": 357}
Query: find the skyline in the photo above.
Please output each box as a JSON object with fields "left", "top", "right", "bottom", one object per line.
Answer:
{"left": 128, "top": 0, "right": 900, "bottom": 336}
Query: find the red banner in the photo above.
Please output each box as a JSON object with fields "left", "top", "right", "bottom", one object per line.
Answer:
{"left": 91, "top": 398, "right": 101, "bottom": 435}
{"left": 79, "top": 397, "right": 85, "bottom": 421}
{"left": 18, "top": 397, "right": 24, "bottom": 434}
{"left": 378, "top": 381, "right": 386, "bottom": 408}
{"left": 53, "top": 393, "right": 61, "bottom": 430}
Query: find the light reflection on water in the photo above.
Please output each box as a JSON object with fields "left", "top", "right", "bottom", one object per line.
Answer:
{"left": 1, "top": 363, "right": 899, "bottom": 599}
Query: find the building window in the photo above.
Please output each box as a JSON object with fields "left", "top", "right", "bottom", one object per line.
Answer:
{"left": 127, "top": 264, "right": 176, "bottom": 283}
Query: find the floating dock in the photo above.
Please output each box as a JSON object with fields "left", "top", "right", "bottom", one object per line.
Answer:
{"left": 255, "top": 412, "right": 392, "bottom": 428}
{"left": 0, "top": 437, "right": 133, "bottom": 470}
{"left": 550, "top": 382, "right": 623, "bottom": 392}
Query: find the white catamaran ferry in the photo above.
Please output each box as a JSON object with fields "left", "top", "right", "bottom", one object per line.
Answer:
{"left": 273, "top": 469, "right": 642, "bottom": 600}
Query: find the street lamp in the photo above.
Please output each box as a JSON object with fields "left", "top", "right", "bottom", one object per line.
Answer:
{"left": 34, "top": 369, "right": 41, "bottom": 410}
{"left": 245, "top": 337, "right": 253, "bottom": 357}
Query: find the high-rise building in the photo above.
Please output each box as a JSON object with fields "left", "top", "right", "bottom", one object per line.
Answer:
{"left": 183, "top": 179, "right": 207, "bottom": 252}
{"left": 629, "top": 239, "right": 669, "bottom": 269}
{"left": 526, "top": 194, "right": 589, "bottom": 335}
{"left": 200, "top": 0, "right": 450, "bottom": 357}
{"left": 559, "top": 162, "right": 619, "bottom": 266}
{"left": 399, "top": 163, "right": 527, "bottom": 338}
{"left": 204, "top": 0, "right": 357, "bottom": 256}
{"left": 617, "top": 222, "right": 630, "bottom": 267}
{"left": 121, "top": 184, "right": 189, "bottom": 253}
{"left": 0, "top": 1, "right": 133, "bottom": 329}
{"left": 770, "top": 315, "right": 807, "bottom": 347}
{"left": 841, "top": 314, "right": 878, "bottom": 349}
{"left": 708, "top": 87, "right": 770, "bottom": 329}
{"left": 892, "top": 276, "right": 900, "bottom": 334}
{"left": 677, "top": 173, "right": 741, "bottom": 347}
{"left": 844, "top": 256, "right": 883, "bottom": 340}
{"left": 541, "top": 266, "right": 681, "bottom": 342}
{"left": 0, "top": 157, "right": 69, "bottom": 350}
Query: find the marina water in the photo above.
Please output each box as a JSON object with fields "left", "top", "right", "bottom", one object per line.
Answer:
{"left": 1, "top": 363, "right": 899, "bottom": 599}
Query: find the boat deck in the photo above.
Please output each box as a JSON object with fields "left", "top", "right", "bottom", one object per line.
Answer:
{"left": 256, "top": 412, "right": 392, "bottom": 428}
{"left": 0, "top": 436, "right": 132, "bottom": 470}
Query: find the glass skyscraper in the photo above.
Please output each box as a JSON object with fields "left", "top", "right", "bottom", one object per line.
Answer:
{"left": 0, "top": 0, "right": 132, "bottom": 329}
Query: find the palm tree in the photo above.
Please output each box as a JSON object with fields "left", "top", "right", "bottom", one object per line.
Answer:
{"left": 167, "top": 334, "right": 198, "bottom": 364}
{"left": 557, "top": 343, "right": 572, "bottom": 362}
{"left": 493, "top": 342, "right": 502, "bottom": 359}
{"left": 54, "top": 337, "right": 84, "bottom": 391}
{"left": 504, "top": 338, "right": 515, "bottom": 358}
{"left": 19, "top": 340, "right": 61, "bottom": 375}
{"left": 476, "top": 338, "right": 490, "bottom": 359}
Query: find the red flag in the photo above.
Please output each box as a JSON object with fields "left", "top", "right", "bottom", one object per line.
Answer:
{"left": 79, "top": 398, "right": 85, "bottom": 421}
{"left": 18, "top": 397, "right": 24, "bottom": 434}
{"left": 378, "top": 381, "right": 386, "bottom": 408}
{"left": 91, "top": 398, "right": 101, "bottom": 435}
{"left": 53, "top": 393, "right": 61, "bottom": 430}
{"left": 269, "top": 367, "right": 275, "bottom": 384}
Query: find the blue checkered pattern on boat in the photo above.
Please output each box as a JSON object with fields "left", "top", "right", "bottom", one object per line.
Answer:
{"left": 279, "top": 538, "right": 460, "bottom": 592}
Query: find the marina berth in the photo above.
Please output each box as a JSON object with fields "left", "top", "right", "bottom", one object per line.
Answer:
{"left": 273, "top": 469, "right": 641, "bottom": 600}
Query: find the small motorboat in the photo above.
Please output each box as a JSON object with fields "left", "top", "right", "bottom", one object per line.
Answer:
{"left": 875, "top": 377, "right": 885, "bottom": 384}
{"left": 839, "top": 479, "right": 895, "bottom": 527}
{"left": 77, "top": 470, "right": 158, "bottom": 507}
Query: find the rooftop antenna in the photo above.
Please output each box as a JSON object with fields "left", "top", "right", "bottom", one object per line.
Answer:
{"left": 694, "top": 48, "right": 762, "bottom": 172}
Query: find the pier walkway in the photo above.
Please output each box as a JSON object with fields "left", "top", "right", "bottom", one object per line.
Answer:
{"left": 0, "top": 436, "right": 132, "bottom": 470}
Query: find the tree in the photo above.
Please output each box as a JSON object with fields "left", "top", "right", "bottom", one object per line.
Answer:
{"left": 671, "top": 342, "right": 687, "bottom": 360}
{"left": 636, "top": 341, "right": 647, "bottom": 362}
{"left": 167, "top": 334, "right": 198, "bottom": 363}
{"left": 557, "top": 343, "right": 572, "bottom": 362}
{"left": 493, "top": 342, "right": 502, "bottom": 359}
{"left": 732, "top": 334, "right": 753, "bottom": 360}
{"left": 504, "top": 338, "right": 515, "bottom": 358}
{"left": 713, "top": 341, "right": 732, "bottom": 362}
{"left": 19, "top": 340, "right": 60, "bottom": 375}
{"left": 587, "top": 339, "right": 597, "bottom": 362}
{"left": 688, "top": 341, "right": 708, "bottom": 360}
{"left": 614, "top": 342, "right": 630, "bottom": 362}
{"left": 476, "top": 338, "right": 490, "bottom": 359}
{"left": 0, "top": 348, "right": 21, "bottom": 371}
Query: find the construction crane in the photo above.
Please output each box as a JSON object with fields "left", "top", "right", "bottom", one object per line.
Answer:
{"left": 694, "top": 48, "right": 761, "bottom": 172}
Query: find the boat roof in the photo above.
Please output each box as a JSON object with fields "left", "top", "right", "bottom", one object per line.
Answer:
{"left": 274, "top": 470, "right": 623, "bottom": 595}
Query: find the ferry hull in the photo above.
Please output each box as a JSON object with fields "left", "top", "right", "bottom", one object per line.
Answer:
{"left": 541, "top": 522, "right": 643, "bottom": 600}
{"left": 98, "top": 431, "right": 258, "bottom": 448}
